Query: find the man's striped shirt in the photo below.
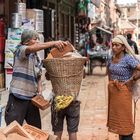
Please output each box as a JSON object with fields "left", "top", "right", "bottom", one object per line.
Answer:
{"left": 9, "top": 45, "right": 42, "bottom": 100}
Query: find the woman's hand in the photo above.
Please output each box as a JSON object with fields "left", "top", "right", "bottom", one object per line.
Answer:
{"left": 123, "top": 78, "right": 134, "bottom": 90}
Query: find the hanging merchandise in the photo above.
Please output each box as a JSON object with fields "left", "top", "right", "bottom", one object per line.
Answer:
{"left": 78, "top": 0, "right": 87, "bottom": 17}
{"left": 34, "top": 9, "right": 44, "bottom": 32}
{"left": 11, "top": 13, "right": 22, "bottom": 28}
{"left": 16, "top": 2, "right": 26, "bottom": 20}
{"left": 26, "top": 9, "right": 44, "bottom": 32}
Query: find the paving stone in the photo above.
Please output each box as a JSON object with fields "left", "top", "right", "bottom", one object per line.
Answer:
{"left": 2, "top": 67, "right": 140, "bottom": 139}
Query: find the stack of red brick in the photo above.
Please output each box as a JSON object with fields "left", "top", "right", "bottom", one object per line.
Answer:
{"left": 0, "top": 121, "right": 57, "bottom": 140}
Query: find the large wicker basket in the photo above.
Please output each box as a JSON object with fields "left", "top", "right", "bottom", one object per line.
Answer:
{"left": 43, "top": 57, "right": 86, "bottom": 97}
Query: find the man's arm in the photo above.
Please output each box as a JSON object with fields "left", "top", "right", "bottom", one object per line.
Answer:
{"left": 25, "top": 41, "right": 67, "bottom": 55}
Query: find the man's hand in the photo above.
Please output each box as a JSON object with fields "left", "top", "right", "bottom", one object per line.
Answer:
{"left": 65, "top": 41, "right": 76, "bottom": 51}
{"left": 53, "top": 40, "right": 67, "bottom": 51}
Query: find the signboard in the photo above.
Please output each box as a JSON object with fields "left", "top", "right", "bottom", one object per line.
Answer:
{"left": 5, "top": 28, "right": 22, "bottom": 68}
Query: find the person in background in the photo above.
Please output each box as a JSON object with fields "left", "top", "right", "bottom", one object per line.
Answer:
{"left": 127, "top": 33, "right": 139, "bottom": 54}
{"left": 107, "top": 35, "right": 140, "bottom": 140}
{"left": 4, "top": 29, "right": 66, "bottom": 128}
{"left": 95, "top": 37, "right": 104, "bottom": 51}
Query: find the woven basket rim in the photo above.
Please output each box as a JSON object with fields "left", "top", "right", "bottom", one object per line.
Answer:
{"left": 43, "top": 57, "right": 87, "bottom": 62}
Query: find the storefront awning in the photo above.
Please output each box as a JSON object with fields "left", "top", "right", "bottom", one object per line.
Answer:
{"left": 89, "top": 26, "right": 112, "bottom": 35}
{"left": 96, "top": 26, "right": 112, "bottom": 34}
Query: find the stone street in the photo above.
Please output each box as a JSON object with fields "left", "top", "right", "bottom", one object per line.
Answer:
{"left": 40, "top": 67, "right": 140, "bottom": 140}
{"left": 41, "top": 67, "right": 116, "bottom": 140}
{"left": 1, "top": 67, "right": 140, "bottom": 140}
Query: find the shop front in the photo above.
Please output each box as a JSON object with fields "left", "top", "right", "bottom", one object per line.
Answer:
{"left": 0, "top": 0, "right": 78, "bottom": 90}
